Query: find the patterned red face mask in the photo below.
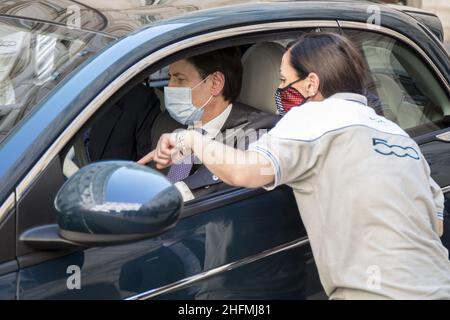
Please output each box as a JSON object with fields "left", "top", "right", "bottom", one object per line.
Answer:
{"left": 275, "top": 79, "right": 308, "bottom": 116}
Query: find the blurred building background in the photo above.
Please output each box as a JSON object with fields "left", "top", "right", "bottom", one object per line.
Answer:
{"left": 1, "top": 1, "right": 448, "bottom": 46}
{"left": 72, "top": 0, "right": 450, "bottom": 44}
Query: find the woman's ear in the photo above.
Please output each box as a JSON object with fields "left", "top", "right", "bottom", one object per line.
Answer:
{"left": 305, "top": 72, "right": 320, "bottom": 97}
{"left": 306, "top": 73, "right": 325, "bottom": 101}
{"left": 210, "top": 71, "right": 225, "bottom": 96}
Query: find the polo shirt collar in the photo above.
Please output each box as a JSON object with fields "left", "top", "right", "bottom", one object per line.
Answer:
{"left": 329, "top": 92, "right": 368, "bottom": 106}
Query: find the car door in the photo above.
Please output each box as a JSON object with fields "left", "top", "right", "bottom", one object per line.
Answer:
{"left": 15, "top": 154, "right": 317, "bottom": 299}
{"left": 11, "top": 20, "right": 343, "bottom": 300}
{"left": 342, "top": 25, "right": 450, "bottom": 254}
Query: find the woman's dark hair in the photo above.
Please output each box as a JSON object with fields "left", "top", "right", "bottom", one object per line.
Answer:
{"left": 288, "top": 32, "right": 369, "bottom": 98}
{"left": 186, "top": 47, "right": 243, "bottom": 103}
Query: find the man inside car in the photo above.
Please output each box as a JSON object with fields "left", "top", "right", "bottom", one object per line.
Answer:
{"left": 140, "top": 47, "right": 280, "bottom": 201}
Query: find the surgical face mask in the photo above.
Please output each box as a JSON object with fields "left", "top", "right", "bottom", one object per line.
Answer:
{"left": 164, "top": 76, "right": 213, "bottom": 125}
{"left": 275, "top": 78, "right": 308, "bottom": 116}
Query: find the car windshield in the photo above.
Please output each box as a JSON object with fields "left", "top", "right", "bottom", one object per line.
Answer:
{"left": 0, "top": 16, "right": 114, "bottom": 144}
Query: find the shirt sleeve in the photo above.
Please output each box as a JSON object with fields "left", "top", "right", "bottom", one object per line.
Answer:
{"left": 420, "top": 153, "right": 445, "bottom": 221}
{"left": 248, "top": 132, "right": 321, "bottom": 191}
{"left": 429, "top": 176, "right": 445, "bottom": 221}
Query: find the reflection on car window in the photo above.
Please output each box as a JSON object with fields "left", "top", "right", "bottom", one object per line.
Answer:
{"left": 0, "top": 17, "right": 113, "bottom": 144}
{"left": 346, "top": 29, "right": 450, "bottom": 136}
{"left": 149, "top": 66, "right": 169, "bottom": 87}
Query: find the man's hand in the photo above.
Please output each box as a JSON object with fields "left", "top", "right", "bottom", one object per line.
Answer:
{"left": 137, "top": 133, "right": 177, "bottom": 169}
{"left": 137, "top": 150, "right": 155, "bottom": 165}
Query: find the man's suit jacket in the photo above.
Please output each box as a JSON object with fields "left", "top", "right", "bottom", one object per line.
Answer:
{"left": 150, "top": 102, "right": 281, "bottom": 197}
{"left": 88, "top": 84, "right": 160, "bottom": 162}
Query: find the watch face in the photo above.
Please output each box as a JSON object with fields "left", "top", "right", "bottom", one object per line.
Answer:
{"left": 172, "top": 130, "right": 190, "bottom": 163}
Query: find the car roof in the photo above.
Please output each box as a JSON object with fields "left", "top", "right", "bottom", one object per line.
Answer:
{"left": 0, "top": 0, "right": 379, "bottom": 37}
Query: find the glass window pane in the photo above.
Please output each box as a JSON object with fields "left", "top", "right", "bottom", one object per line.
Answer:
{"left": 0, "top": 17, "right": 113, "bottom": 144}
{"left": 345, "top": 29, "right": 450, "bottom": 136}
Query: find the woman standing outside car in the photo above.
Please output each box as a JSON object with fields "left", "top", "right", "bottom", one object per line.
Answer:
{"left": 139, "top": 33, "right": 450, "bottom": 299}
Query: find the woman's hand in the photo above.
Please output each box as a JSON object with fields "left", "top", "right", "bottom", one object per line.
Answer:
{"left": 137, "top": 133, "right": 177, "bottom": 169}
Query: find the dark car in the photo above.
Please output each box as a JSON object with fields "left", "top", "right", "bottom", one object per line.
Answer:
{"left": 0, "top": 0, "right": 449, "bottom": 300}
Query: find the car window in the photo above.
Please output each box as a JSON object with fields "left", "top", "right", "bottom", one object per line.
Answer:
{"left": 345, "top": 29, "right": 450, "bottom": 136}
{"left": 0, "top": 17, "right": 113, "bottom": 144}
{"left": 59, "top": 29, "right": 338, "bottom": 202}
{"left": 61, "top": 80, "right": 160, "bottom": 179}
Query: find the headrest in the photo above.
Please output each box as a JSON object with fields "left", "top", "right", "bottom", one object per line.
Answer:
{"left": 239, "top": 42, "right": 285, "bottom": 114}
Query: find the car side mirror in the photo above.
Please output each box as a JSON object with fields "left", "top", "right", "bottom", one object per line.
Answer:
{"left": 53, "top": 161, "right": 182, "bottom": 246}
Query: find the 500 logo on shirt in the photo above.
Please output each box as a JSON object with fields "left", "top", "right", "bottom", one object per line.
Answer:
{"left": 372, "top": 138, "right": 420, "bottom": 160}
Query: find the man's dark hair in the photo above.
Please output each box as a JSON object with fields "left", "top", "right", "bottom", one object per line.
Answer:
{"left": 288, "top": 32, "right": 370, "bottom": 98}
{"left": 186, "top": 47, "right": 243, "bottom": 103}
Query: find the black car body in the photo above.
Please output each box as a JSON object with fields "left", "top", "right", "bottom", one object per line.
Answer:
{"left": 0, "top": 0, "right": 449, "bottom": 299}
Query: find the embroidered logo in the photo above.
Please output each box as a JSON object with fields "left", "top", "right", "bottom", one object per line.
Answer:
{"left": 372, "top": 138, "right": 420, "bottom": 160}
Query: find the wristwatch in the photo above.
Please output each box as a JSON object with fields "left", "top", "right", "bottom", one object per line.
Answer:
{"left": 174, "top": 129, "right": 190, "bottom": 157}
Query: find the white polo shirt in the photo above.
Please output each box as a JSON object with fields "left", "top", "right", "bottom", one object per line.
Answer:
{"left": 249, "top": 93, "right": 450, "bottom": 299}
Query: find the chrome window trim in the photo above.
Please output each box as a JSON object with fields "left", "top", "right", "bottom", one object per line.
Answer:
{"left": 15, "top": 20, "right": 339, "bottom": 200}
{"left": 125, "top": 237, "right": 310, "bottom": 300}
{"left": 442, "top": 186, "right": 450, "bottom": 194}
{"left": 338, "top": 21, "right": 450, "bottom": 91}
{"left": 0, "top": 193, "right": 14, "bottom": 224}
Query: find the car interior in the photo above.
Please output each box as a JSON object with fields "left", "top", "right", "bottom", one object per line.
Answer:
{"left": 346, "top": 29, "right": 450, "bottom": 136}
{"left": 59, "top": 28, "right": 450, "bottom": 204}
